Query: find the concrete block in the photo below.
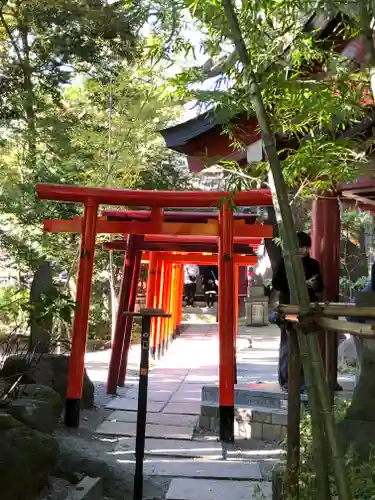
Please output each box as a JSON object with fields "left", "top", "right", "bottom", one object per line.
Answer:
{"left": 199, "top": 415, "right": 210, "bottom": 429}
{"left": 202, "top": 383, "right": 290, "bottom": 410}
{"left": 166, "top": 478, "right": 272, "bottom": 500}
{"left": 251, "top": 409, "right": 271, "bottom": 423}
{"left": 201, "top": 404, "right": 219, "bottom": 418}
{"left": 262, "top": 423, "right": 282, "bottom": 442}
{"left": 67, "top": 477, "right": 102, "bottom": 500}
{"left": 202, "top": 385, "right": 219, "bottom": 403}
{"left": 251, "top": 422, "right": 263, "bottom": 439}
{"left": 271, "top": 411, "right": 287, "bottom": 426}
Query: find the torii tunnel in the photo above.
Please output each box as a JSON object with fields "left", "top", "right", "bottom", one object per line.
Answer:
{"left": 36, "top": 183, "right": 273, "bottom": 442}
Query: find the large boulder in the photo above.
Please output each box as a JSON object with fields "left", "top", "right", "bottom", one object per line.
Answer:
{"left": 5, "top": 385, "right": 62, "bottom": 433}
{"left": 0, "top": 412, "right": 58, "bottom": 500}
{"left": 0, "top": 354, "right": 94, "bottom": 409}
{"left": 22, "top": 383, "right": 63, "bottom": 416}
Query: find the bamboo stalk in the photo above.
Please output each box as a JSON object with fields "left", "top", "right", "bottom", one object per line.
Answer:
{"left": 285, "top": 315, "right": 375, "bottom": 339}
{"left": 296, "top": 327, "right": 331, "bottom": 499}
{"left": 286, "top": 327, "right": 300, "bottom": 497}
{"left": 221, "top": 2, "right": 351, "bottom": 498}
{"left": 278, "top": 303, "right": 375, "bottom": 318}
{"left": 319, "top": 317, "right": 375, "bottom": 338}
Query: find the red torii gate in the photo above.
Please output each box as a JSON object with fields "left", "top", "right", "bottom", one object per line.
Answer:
{"left": 44, "top": 215, "right": 268, "bottom": 389}
{"left": 103, "top": 243, "right": 258, "bottom": 381}
{"left": 36, "top": 183, "right": 273, "bottom": 442}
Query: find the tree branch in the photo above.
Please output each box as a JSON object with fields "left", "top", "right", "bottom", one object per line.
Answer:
{"left": 0, "top": 10, "right": 23, "bottom": 65}
{"left": 200, "top": 50, "right": 238, "bottom": 79}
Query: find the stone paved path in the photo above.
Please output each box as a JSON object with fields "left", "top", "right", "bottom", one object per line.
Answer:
{"left": 92, "top": 323, "right": 276, "bottom": 499}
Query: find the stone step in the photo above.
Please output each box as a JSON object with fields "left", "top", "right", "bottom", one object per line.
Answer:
{"left": 105, "top": 398, "right": 165, "bottom": 412}
{"left": 115, "top": 458, "right": 262, "bottom": 480}
{"left": 115, "top": 437, "right": 224, "bottom": 459}
{"left": 96, "top": 420, "right": 195, "bottom": 440}
{"left": 166, "top": 478, "right": 272, "bottom": 500}
{"left": 182, "top": 314, "right": 217, "bottom": 324}
{"left": 114, "top": 436, "right": 280, "bottom": 460}
{"left": 107, "top": 410, "right": 198, "bottom": 428}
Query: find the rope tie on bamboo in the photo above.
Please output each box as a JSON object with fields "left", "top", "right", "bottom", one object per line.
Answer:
{"left": 298, "top": 304, "right": 322, "bottom": 334}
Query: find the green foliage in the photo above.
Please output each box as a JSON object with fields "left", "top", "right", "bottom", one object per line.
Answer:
{"left": 294, "top": 403, "right": 375, "bottom": 499}
{"left": 148, "top": 0, "right": 374, "bottom": 195}
{"left": 0, "top": 0, "right": 193, "bottom": 339}
{"left": 0, "top": 286, "right": 29, "bottom": 332}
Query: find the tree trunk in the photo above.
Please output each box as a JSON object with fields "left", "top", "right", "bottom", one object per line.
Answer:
{"left": 19, "top": 20, "right": 37, "bottom": 166}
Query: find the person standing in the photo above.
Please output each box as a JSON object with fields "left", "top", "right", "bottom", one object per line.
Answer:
{"left": 203, "top": 278, "right": 217, "bottom": 307}
{"left": 184, "top": 264, "right": 200, "bottom": 306}
{"left": 272, "top": 231, "right": 324, "bottom": 392}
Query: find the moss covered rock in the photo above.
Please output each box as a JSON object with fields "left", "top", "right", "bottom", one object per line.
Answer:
{"left": 0, "top": 412, "right": 58, "bottom": 499}
{"left": 1, "top": 354, "right": 94, "bottom": 409}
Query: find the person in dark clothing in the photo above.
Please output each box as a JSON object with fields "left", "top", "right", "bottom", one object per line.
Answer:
{"left": 203, "top": 278, "right": 217, "bottom": 307}
{"left": 272, "top": 231, "right": 324, "bottom": 392}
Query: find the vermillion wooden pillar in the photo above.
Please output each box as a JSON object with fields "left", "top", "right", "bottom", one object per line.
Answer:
{"left": 311, "top": 195, "right": 340, "bottom": 392}
{"left": 146, "top": 253, "right": 157, "bottom": 354}
{"left": 154, "top": 260, "right": 165, "bottom": 359}
{"left": 218, "top": 202, "right": 235, "bottom": 442}
{"left": 176, "top": 265, "right": 184, "bottom": 335}
{"left": 161, "top": 263, "right": 172, "bottom": 355}
{"left": 107, "top": 235, "right": 137, "bottom": 394}
{"left": 65, "top": 199, "right": 98, "bottom": 427}
{"left": 151, "top": 257, "right": 162, "bottom": 358}
{"left": 234, "top": 265, "right": 239, "bottom": 385}
{"left": 117, "top": 248, "right": 142, "bottom": 387}
{"left": 170, "top": 264, "right": 178, "bottom": 341}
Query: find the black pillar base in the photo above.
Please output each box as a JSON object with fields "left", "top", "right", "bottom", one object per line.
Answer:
{"left": 175, "top": 325, "right": 181, "bottom": 337}
{"left": 65, "top": 398, "right": 81, "bottom": 427}
{"left": 117, "top": 383, "right": 125, "bottom": 388}
{"left": 234, "top": 355, "right": 238, "bottom": 385}
{"left": 219, "top": 405, "right": 234, "bottom": 442}
{"left": 150, "top": 346, "right": 156, "bottom": 359}
{"left": 160, "top": 339, "right": 165, "bottom": 357}
{"left": 172, "top": 329, "right": 177, "bottom": 340}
